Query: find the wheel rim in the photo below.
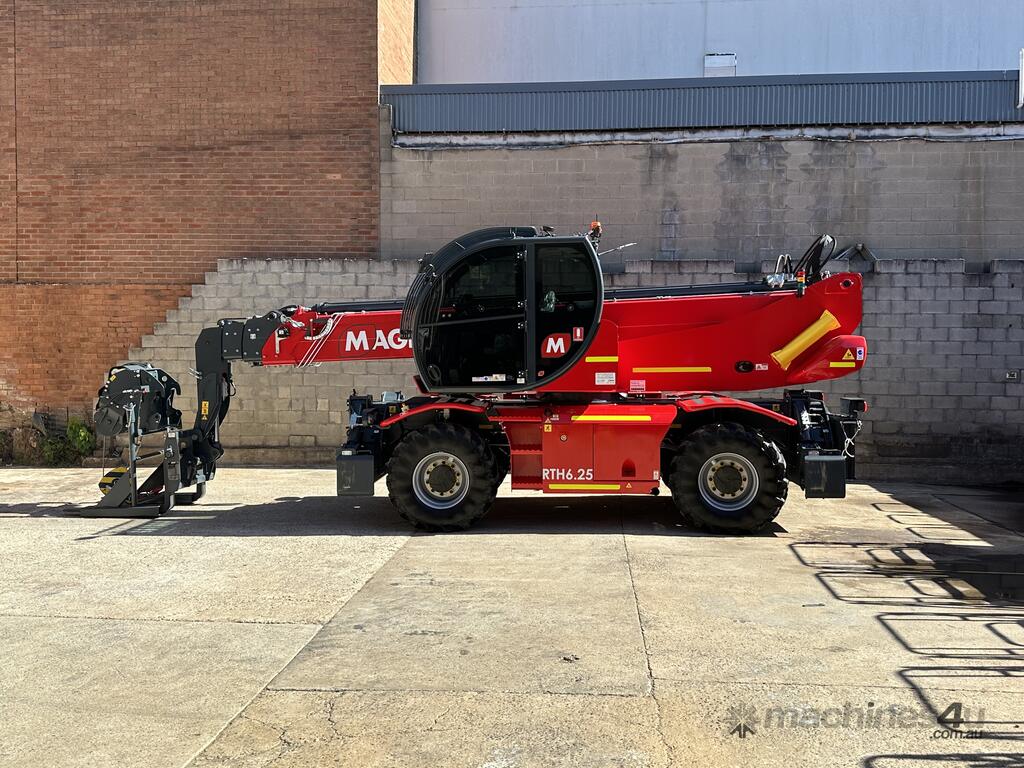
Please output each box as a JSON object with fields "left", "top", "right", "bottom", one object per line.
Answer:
{"left": 697, "top": 452, "right": 759, "bottom": 513}
{"left": 413, "top": 451, "right": 471, "bottom": 510}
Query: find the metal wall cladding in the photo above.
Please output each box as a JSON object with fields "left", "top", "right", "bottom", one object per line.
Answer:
{"left": 381, "top": 71, "right": 1024, "bottom": 134}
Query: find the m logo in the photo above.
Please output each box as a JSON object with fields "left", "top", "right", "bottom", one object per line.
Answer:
{"left": 541, "top": 333, "right": 571, "bottom": 358}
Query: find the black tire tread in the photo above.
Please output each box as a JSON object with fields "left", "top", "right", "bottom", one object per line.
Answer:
{"left": 667, "top": 422, "right": 788, "bottom": 533}
{"left": 386, "top": 423, "right": 498, "bottom": 531}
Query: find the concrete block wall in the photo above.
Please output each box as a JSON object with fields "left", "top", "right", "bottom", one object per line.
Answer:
{"left": 381, "top": 127, "right": 1024, "bottom": 268}
{"left": 135, "top": 257, "right": 1024, "bottom": 483}
{"left": 132, "top": 258, "right": 420, "bottom": 465}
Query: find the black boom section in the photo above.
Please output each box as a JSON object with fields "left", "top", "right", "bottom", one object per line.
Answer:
{"left": 310, "top": 299, "right": 405, "bottom": 314}
{"left": 605, "top": 279, "right": 797, "bottom": 301}
{"left": 189, "top": 311, "right": 287, "bottom": 458}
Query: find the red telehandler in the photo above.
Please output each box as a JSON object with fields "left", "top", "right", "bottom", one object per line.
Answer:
{"left": 92, "top": 225, "right": 868, "bottom": 532}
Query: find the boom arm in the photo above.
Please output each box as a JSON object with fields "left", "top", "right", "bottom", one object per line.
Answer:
{"left": 256, "top": 305, "right": 410, "bottom": 367}
{"left": 191, "top": 303, "right": 414, "bottom": 461}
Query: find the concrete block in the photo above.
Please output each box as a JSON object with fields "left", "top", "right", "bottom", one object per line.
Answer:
{"left": 980, "top": 301, "right": 1009, "bottom": 315}
{"left": 919, "top": 300, "right": 950, "bottom": 314}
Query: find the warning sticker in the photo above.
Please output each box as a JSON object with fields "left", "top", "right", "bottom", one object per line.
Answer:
{"left": 843, "top": 349, "right": 855, "bottom": 361}
{"left": 629, "top": 379, "right": 646, "bottom": 393}
{"left": 755, "top": 363, "right": 769, "bottom": 371}
{"left": 595, "top": 371, "right": 616, "bottom": 386}
{"left": 856, "top": 347, "right": 865, "bottom": 361}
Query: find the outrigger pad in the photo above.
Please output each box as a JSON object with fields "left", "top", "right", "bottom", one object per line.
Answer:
{"left": 85, "top": 458, "right": 177, "bottom": 519}
{"left": 803, "top": 453, "right": 847, "bottom": 499}
{"left": 337, "top": 453, "right": 375, "bottom": 496}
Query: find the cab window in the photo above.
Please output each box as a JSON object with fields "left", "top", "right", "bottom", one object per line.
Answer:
{"left": 533, "top": 243, "right": 599, "bottom": 379}
{"left": 419, "top": 246, "right": 526, "bottom": 388}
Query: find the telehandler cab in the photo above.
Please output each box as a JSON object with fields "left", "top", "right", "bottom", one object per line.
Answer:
{"left": 93, "top": 225, "right": 868, "bottom": 532}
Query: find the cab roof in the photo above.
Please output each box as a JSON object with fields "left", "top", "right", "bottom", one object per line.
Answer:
{"left": 424, "top": 227, "right": 589, "bottom": 273}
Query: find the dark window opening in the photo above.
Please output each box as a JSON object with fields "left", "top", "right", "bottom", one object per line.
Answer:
{"left": 533, "top": 243, "right": 599, "bottom": 378}
{"left": 418, "top": 246, "right": 526, "bottom": 388}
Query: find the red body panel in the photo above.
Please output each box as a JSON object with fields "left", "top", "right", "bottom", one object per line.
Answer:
{"left": 258, "top": 273, "right": 864, "bottom": 496}
{"left": 538, "top": 272, "right": 865, "bottom": 394}
{"left": 263, "top": 308, "right": 407, "bottom": 366}
{"left": 491, "top": 403, "right": 675, "bottom": 494}
{"left": 676, "top": 394, "right": 798, "bottom": 426}
{"left": 259, "top": 273, "right": 865, "bottom": 395}
{"left": 379, "top": 402, "right": 487, "bottom": 428}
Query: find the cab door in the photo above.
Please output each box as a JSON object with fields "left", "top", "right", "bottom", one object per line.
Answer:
{"left": 530, "top": 241, "right": 602, "bottom": 386}
{"left": 416, "top": 245, "right": 528, "bottom": 390}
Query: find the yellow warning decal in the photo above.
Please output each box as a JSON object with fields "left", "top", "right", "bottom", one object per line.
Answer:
{"left": 571, "top": 414, "right": 652, "bottom": 422}
{"left": 632, "top": 366, "right": 712, "bottom": 374}
{"left": 585, "top": 356, "right": 619, "bottom": 363}
{"left": 549, "top": 483, "right": 621, "bottom": 491}
{"left": 843, "top": 349, "right": 855, "bottom": 361}
{"left": 98, "top": 466, "right": 128, "bottom": 495}
{"left": 201, "top": 400, "right": 210, "bottom": 419}
{"left": 543, "top": 424, "right": 553, "bottom": 432}
{"left": 830, "top": 361, "right": 857, "bottom": 368}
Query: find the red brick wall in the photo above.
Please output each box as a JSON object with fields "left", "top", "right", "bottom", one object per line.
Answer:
{"left": 1, "top": 1, "right": 388, "bottom": 416}
{"left": 0, "top": 284, "right": 185, "bottom": 410}
{"left": 378, "top": 0, "right": 415, "bottom": 85}
{"left": 0, "top": 0, "right": 14, "bottom": 283}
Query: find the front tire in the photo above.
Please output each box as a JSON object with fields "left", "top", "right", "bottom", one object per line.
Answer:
{"left": 667, "top": 423, "right": 788, "bottom": 532}
{"left": 387, "top": 423, "right": 498, "bottom": 531}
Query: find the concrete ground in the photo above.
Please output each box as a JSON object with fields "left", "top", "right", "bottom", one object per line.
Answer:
{"left": 1, "top": 469, "right": 1023, "bottom": 768}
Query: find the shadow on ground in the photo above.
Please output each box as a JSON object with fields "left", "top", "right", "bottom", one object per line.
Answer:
{"left": 0, "top": 493, "right": 787, "bottom": 539}
{"left": 792, "top": 485, "right": 1024, "bottom": 748}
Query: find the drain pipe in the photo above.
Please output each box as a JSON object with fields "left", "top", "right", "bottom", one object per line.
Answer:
{"left": 1018, "top": 48, "right": 1024, "bottom": 109}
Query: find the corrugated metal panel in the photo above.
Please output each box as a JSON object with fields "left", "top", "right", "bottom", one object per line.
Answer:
{"left": 380, "top": 71, "right": 1024, "bottom": 134}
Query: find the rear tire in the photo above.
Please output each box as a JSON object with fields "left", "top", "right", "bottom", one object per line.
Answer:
{"left": 667, "top": 423, "right": 788, "bottom": 533}
{"left": 387, "top": 423, "right": 498, "bottom": 531}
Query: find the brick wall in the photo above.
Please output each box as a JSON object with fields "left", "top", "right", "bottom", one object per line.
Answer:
{"left": 0, "top": 0, "right": 13, "bottom": 283}
{"left": 1, "top": 0, "right": 392, "bottom": 418}
{"left": 378, "top": 0, "right": 415, "bottom": 85}
{"left": 381, "top": 129, "right": 1024, "bottom": 266}
{"left": 133, "top": 256, "right": 1024, "bottom": 484}
{"left": 3, "top": 283, "right": 185, "bottom": 408}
